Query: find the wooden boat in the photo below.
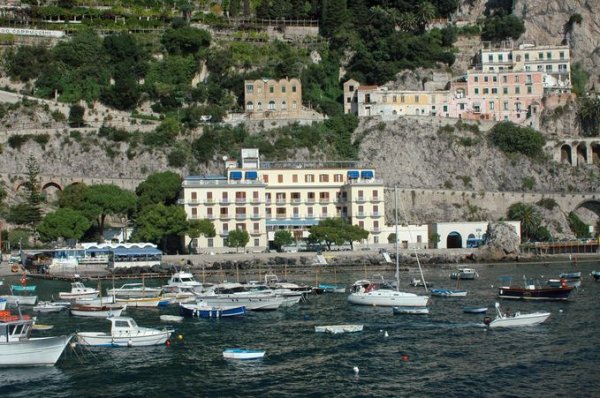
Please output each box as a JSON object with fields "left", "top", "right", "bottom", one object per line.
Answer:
{"left": 463, "top": 306, "right": 488, "bottom": 314}
{"left": 223, "top": 348, "right": 266, "bottom": 360}
{"left": 107, "top": 283, "right": 162, "bottom": 299}
{"left": 484, "top": 302, "right": 550, "bottom": 328}
{"left": 450, "top": 268, "right": 479, "bottom": 280}
{"left": 59, "top": 282, "right": 99, "bottom": 300}
{"left": 70, "top": 304, "right": 126, "bottom": 318}
{"left": 180, "top": 303, "right": 246, "bottom": 318}
{"left": 431, "top": 289, "right": 468, "bottom": 297}
{"left": 75, "top": 296, "right": 115, "bottom": 305}
{"left": 115, "top": 297, "right": 166, "bottom": 308}
{"left": 76, "top": 316, "right": 173, "bottom": 347}
{"left": 33, "top": 301, "right": 68, "bottom": 313}
{"left": 0, "top": 311, "right": 72, "bottom": 366}
{"left": 498, "top": 276, "right": 574, "bottom": 301}
{"left": 314, "top": 324, "right": 364, "bottom": 334}
{"left": 393, "top": 306, "right": 430, "bottom": 315}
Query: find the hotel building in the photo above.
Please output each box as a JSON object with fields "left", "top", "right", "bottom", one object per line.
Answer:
{"left": 244, "top": 78, "right": 303, "bottom": 118}
{"left": 181, "top": 149, "right": 385, "bottom": 252}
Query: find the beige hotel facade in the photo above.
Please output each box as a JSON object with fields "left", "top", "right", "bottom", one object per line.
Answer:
{"left": 182, "top": 149, "right": 385, "bottom": 252}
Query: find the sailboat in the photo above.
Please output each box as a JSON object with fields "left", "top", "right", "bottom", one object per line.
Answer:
{"left": 347, "top": 187, "right": 430, "bottom": 309}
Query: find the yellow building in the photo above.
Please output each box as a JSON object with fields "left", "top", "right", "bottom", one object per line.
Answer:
{"left": 244, "top": 78, "right": 303, "bottom": 118}
{"left": 182, "top": 149, "right": 385, "bottom": 252}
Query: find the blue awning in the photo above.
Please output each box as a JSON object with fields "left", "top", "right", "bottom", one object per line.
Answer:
{"left": 245, "top": 171, "right": 258, "bottom": 180}
{"left": 347, "top": 170, "right": 359, "bottom": 179}
{"left": 361, "top": 170, "right": 374, "bottom": 179}
{"left": 266, "top": 219, "right": 320, "bottom": 226}
{"left": 230, "top": 171, "right": 242, "bottom": 180}
{"left": 112, "top": 247, "right": 163, "bottom": 256}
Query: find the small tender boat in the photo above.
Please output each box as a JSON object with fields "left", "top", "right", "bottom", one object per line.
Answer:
{"left": 314, "top": 324, "right": 364, "bottom": 334}
{"left": 409, "top": 278, "right": 433, "bottom": 288}
{"left": 450, "top": 268, "right": 479, "bottom": 280}
{"left": 484, "top": 302, "right": 550, "bottom": 328}
{"left": 463, "top": 306, "right": 488, "bottom": 314}
{"left": 32, "top": 323, "right": 54, "bottom": 331}
{"left": 591, "top": 271, "right": 600, "bottom": 281}
{"left": 223, "top": 348, "right": 266, "bottom": 360}
{"left": 70, "top": 304, "right": 125, "bottom": 318}
{"left": 431, "top": 289, "right": 468, "bottom": 297}
{"left": 76, "top": 316, "right": 173, "bottom": 347}
{"left": 10, "top": 285, "right": 36, "bottom": 292}
{"left": 180, "top": 303, "right": 246, "bottom": 318}
{"left": 318, "top": 283, "right": 347, "bottom": 293}
{"left": 107, "top": 283, "right": 162, "bottom": 299}
{"left": 393, "top": 306, "right": 430, "bottom": 315}
{"left": 160, "top": 315, "right": 184, "bottom": 323}
{"left": 33, "top": 301, "right": 68, "bottom": 313}
{"left": 59, "top": 282, "right": 99, "bottom": 300}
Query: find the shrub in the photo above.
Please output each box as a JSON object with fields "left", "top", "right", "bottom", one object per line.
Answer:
{"left": 8, "top": 134, "right": 30, "bottom": 149}
{"left": 488, "top": 122, "right": 545, "bottom": 158}
{"left": 537, "top": 198, "right": 558, "bottom": 210}
{"left": 51, "top": 110, "right": 66, "bottom": 122}
{"left": 168, "top": 147, "right": 187, "bottom": 167}
{"left": 567, "top": 212, "right": 590, "bottom": 238}
{"left": 521, "top": 176, "right": 535, "bottom": 190}
{"left": 33, "top": 134, "right": 50, "bottom": 148}
{"left": 68, "top": 105, "right": 86, "bottom": 127}
{"left": 69, "top": 130, "right": 82, "bottom": 141}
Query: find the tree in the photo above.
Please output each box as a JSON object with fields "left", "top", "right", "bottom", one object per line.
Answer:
{"left": 68, "top": 104, "right": 85, "bottom": 127}
{"left": 273, "top": 230, "right": 294, "bottom": 251}
{"left": 578, "top": 96, "right": 600, "bottom": 137}
{"left": 320, "top": 0, "right": 348, "bottom": 38}
{"left": 17, "top": 155, "right": 43, "bottom": 227}
{"left": 507, "top": 202, "right": 541, "bottom": 242}
{"left": 481, "top": 13, "right": 525, "bottom": 41}
{"left": 132, "top": 204, "right": 189, "bottom": 251}
{"left": 161, "top": 27, "right": 211, "bottom": 56}
{"left": 136, "top": 171, "right": 182, "bottom": 211}
{"left": 81, "top": 184, "right": 137, "bottom": 239}
{"left": 227, "top": 229, "right": 250, "bottom": 253}
{"left": 416, "top": 1, "right": 437, "bottom": 32}
{"left": 488, "top": 122, "right": 545, "bottom": 158}
{"left": 58, "top": 183, "right": 89, "bottom": 210}
{"left": 37, "top": 208, "right": 91, "bottom": 242}
{"left": 308, "top": 218, "right": 369, "bottom": 250}
{"left": 187, "top": 219, "right": 216, "bottom": 252}
{"left": 567, "top": 212, "right": 590, "bottom": 239}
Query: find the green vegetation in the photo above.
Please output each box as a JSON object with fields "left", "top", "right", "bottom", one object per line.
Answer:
{"left": 571, "top": 63, "right": 589, "bottom": 97}
{"left": 481, "top": 12, "right": 525, "bottom": 41}
{"left": 308, "top": 218, "right": 369, "bottom": 250}
{"left": 577, "top": 96, "right": 600, "bottom": 137}
{"left": 135, "top": 171, "right": 182, "bottom": 211}
{"left": 273, "top": 230, "right": 294, "bottom": 251}
{"left": 131, "top": 203, "right": 189, "bottom": 250}
{"left": 36, "top": 208, "right": 91, "bottom": 242}
{"left": 567, "top": 212, "right": 590, "bottom": 239}
{"left": 227, "top": 229, "right": 250, "bottom": 252}
{"left": 488, "top": 122, "right": 545, "bottom": 158}
{"left": 507, "top": 202, "right": 551, "bottom": 242}
{"left": 521, "top": 176, "right": 535, "bottom": 190}
{"left": 536, "top": 198, "right": 558, "bottom": 210}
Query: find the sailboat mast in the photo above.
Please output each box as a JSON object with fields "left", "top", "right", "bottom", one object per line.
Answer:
{"left": 394, "top": 186, "right": 399, "bottom": 292}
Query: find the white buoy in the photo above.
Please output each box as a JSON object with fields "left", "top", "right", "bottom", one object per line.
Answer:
{"left": 559, "top": 309, "right": 563, "bottom": 313}
{"left": 384, "top": 331, "right": 389, "bottom": 338}
{"left": 379, "top": 329, "right": 383, "bottom": 333}
{"left": 490, "top": 285, "right": 494, "bottom": 288}
{"left": 353, "top": 366, "right": 359, "bottom": 376}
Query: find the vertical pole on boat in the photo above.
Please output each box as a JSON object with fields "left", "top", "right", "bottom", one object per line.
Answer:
{"left": 236, "top": 263, "right": 239, "bottom": 283}
{"left": 394, "top": 186, "right": 399, "bottom": 292}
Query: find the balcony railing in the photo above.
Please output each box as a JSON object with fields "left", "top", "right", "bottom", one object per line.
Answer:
{"left": 306, "top": 199, "right": 316, "bottom": 204}
{"left": 276, "top": 214, "right": 287, "bottom": 219}
{"left": 292, "top": 214, "right": 300, "bottom": 219}
{"left": 250, "top": 230, "right": 261, "bottom": 235}
{"left": 207, "top": 215, "right": 215, "bottom": 220}
{"left": 306, "top": 214, "right": 315, "bottom": 219}
{"left": 235, "top": 214, "right": 247, "bottom": 220}
{"left": 371, "top": 228, "right": 381, "bottom": 233}
{"left": 370, "top": 196, "right": 380, "bottom": 202}
{"left": 220, "top": 231, "right": 229, "bottom": 237}
{"left": 319, "top": 198, "right": 330, "bottom": 203}
{"left": 356, "top": 212, "right": 366, "bottom": 218}
{"left": 356, "top": 196, "right": 365, "bottom": 202}
{"left": 189, "top": 199, "right": 199, "bottom": 204}
{"left": 250, "top": 213, "right": 261, "bottom": 219}
{"left": 205, "top": 199, "right": 215, "bottom": 205}
{"left": 291, "top": 198, "right": 301, "bottom": 204}
{"left": 250, "top": 198, "right": 261, "bottom": 204}
{"left": 219, "top": 198, "right": 230, "bottom": 205}
{"left": 276, "top": 198, "right": 287, "bottom": 204}
{"left": 235, "top": 199, "right": 247, "bottom": 204}
{"left": 372, "top": 212, "right": 380, "bottom": 217}
{"left": 219, "top": 214, "right": 231, "bottom": 220}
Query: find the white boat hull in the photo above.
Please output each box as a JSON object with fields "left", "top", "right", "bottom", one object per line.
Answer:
{"left": 76, "top": 330, "right": 171, "bottom": 347}
{"left": 59, "top": 292, "right": 99, "bottom": 300}
{"left": 115, "top": 297, "right": 161, "bottom": 308}
{"left": 489, "top": 312, "right": 551, "bottom": 328}
{"left": 393, "top": 306, "right": 430, "bottom": 315}
{"left": 347, "top": 290, "right": 430, "bottom": 307}
{"left": 315, "top": 324, "right": 364, "bottom": 334}
{"left": 107, "top": 288, "right": 162, "bottom": 299}
{"left": 196, "top": 295, "right": 284, "bottom": 310}
{"left": 223, "top": 349, "right": 265, "bottom": 360}
{"left": 75, "top": 296, "right": 115, "bottom": 305}
{"left": 1, "top": 295, "right": 38, "bottom": 306}
{"left": 70, "top": 306, "right": 125, "bottom": 318}
{"left": 0, "top": 335, "right": 72, "bottom": 367}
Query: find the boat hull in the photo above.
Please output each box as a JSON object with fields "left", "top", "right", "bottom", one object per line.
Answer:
{"left": 70, "top": 305, "right": 125, "bottom": 318}
{"left": 463, "top": 306, "right": 488, "bottom": 314}
{"left": 223, "top": 349, "right": 265, "bottom": 360}
{"left": 194, "top": 295, "right": 284, "bottom": 311}
{"left": 59, "top": 292, "right": 99, "bottom": 300}
{"left": 393, "top": 306, "right": 430, "bottom": 315}
{"left": 1, "top": 295, "right": 38, "bottom": 306}
{"left": 347, "top": 290, "right": 430, "bottom": 307}
{"left": 498, "top": 286, "right": 573, "bottom": 300}
{"left": 488, "top": 312, "right": 551, "bottom": 328}
{"left": 431, "top": 289, "right": 468, "bottom": 297}
{"left": 115, "top": 297, "right": 162, "bottom": 308}
{"left": 315, "top": 324, "right": 364, "bottom": 334}
{"left": 180, "top": 303, "right": 246, "bottom": 318}
{"left": 0, "top": 335, "right": 72, "bottom": 367}
{"left": 76, "top": 330, "right": 171, "bottom": 347}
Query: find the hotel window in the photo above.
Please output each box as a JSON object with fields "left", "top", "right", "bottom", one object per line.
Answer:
{"left": 516, "top": 102, "right": 522, "bottom": 111}
{"left": 281, "top": 86, "right": 286, "bottom": 93}
{"left": 281, "top": 101, "right": 287, "bottom": 110}
{"left": 459, "top": 103, "right": 465, "bottom": 110}
{"left": 493, "top": 76, "right": 497, "bottom": 82}
{"left": 222, "top": 192, "right": 228, "bottom": 202}
{"left": 526, "top": 75, "right": 532, "bottom": 84}
{"left": 278, "top": 174, "right": 283, "bottom": 183}
{"left": 525, "top": 53, "right": 530, "bottom": 61}
{"left": 254, "top": 238, "right": 259, "bottom": 247}
{"left": 307, "top": 192, "right": 315, "bottom": 202}
{"left": 266, "top": 208, "right": 272, "bottom": 217}
{"left": 515, "top": 75, "right": 520, "bottom": 83}
{"left": 358, "top": 221, "right": 364, "bottom": 229}
{"left": 236, "top": 223, "right": 246, "bottom": 231}
{"left": 246, "top": 101, "right": 254, "bottom": 111}
{"left": 268, "top": 101, "right": 275, "bottom": 110}
{"left": 292, "top": 174, "right": 298, "bottom": 183}
{"left": 348, "top": 85, "right": 354, "bottom": 92}
{"left": 484, "top": 76, "right": 488, "bottom": 82}
{"left": 207, "top": 192, "right": 213, "bottom": 202}
{"left": 253, "top": 191, "right": 259, "bottom": 202}
{"left": 488, "top": 54, "right": 493, "bottom": 62}
{"left": 307, "top": 207, "right": 314, "bottom": 217}
{"left": 560, "top": 52, "right": 565, "bottom": 60}
{"left": 191, "top": 208, "right": 197, "bottom": 218}
{"left": 257, "top": 102, "right": 262, "bottom": 110}
{"left": 358, "top": 205, "right": 364, "bottom": 215}
{"left": 220, "top": 207, "right": 228, "bottom": 217}
{"left": 246, "top": 84, "right": 253, "bottom": 94}
{"left": 373, "top": 220, "right": 379, "bottom": 229}
{"left": 527, "top": 86, "right": 532, "bottom": 94}
{"left": 305, "top": 174, "right": 315, "bottom": 183}
{"left": 498, "top": 54, "right": 503, "bottom": 61}
{"left": 276, "top": 208, "right": 286, "bottom": 218}
{"left": 491, "top": 88, "right": 497, "bottom": 94}
{"left": 489, "top": 101, "right": 495, "bottom": 110}
{"left": 474, "top": 76, "right": 479, "bottom": 82}
{"left": 373, "top": 205, "right": 379, "bottom": 215}
{"left": 319, "top": 174, "right": 329, "bottom": 183}
{"left": 372, "top": 190, "right": 378, "bottom": 200}
{"left": 503, "top": 87, "right": 508, "bottom": 95}
{"left": 253, "top": 223, "right": 259, "bottom": 232}
{"left": 321, "top": 207, "right": 328, "bottom": 217}
{"left": 346, "top": 97, "right": 351, "bottom": 103}
{"left": 515, "top": 86, "right": 520, "bottom": 94}
{"left": 415, "top": 95, "right": 419, "bottom": 102}
{"left": 292, "top": 85, "right": 297, "bottom": 92}
{"left": 382, "top": 95, "right": 387, "bottom": 103}
{"left": 392, "top": 95, "right": 397, "bottom": 102}
{"left": 207, "top": 238, "right": 213, "bottom": 248}
{"left": 292, "top": 207, "right": 299, "bottom": 218}
{"left": 276, "top": 193, "right": 286, "bottom": 203}
{"left": 191, "top": 192, "right": 197, "bottom": 202}
{"left": 334, "top": 174, "right": 343, "bottom": 182}
{"left": 537, "top": 65, "right": 543, "bottom": 71}
{"left": 253, "top": 206, "right": 259, "bottom": 217}
{"left": 443, "top": 105, "right": 448, "bottom": 112}
{"left": 269, "top": 86, "right": 274, "bottom": 93}
{"left": 483, "top": 88, "right": 489, "bottom": 94}
{"left": 474, "top": 88, "right": 479, "bottom": 95}
{"left": 546, "top": 52, "right": 552, "bottom": 60}
{"left": 319, "top": 192, "right": 330, "bottom": 202}
{"left": 546, "top": 65, "right": 552, "bottom": 72}
{"left": 525, "top": 66, "right": 531, "bottom": 71}
{"left": 207, "top": 208, "right": 213, "bottom": 219}
{"left": 401, "top": 95, "right": 405, "bottom": 103}
{"left": 538, "top": 52, "right": 543, "bottom": 60}
{"left": 263, "top": 175, "right": 269, "bottom": 183}
{"left": 292, "top": 101, "right": 297, "bottom": 109}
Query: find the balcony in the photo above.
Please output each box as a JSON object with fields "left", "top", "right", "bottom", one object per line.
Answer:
{"left": 372, "top": 212, "right": 381, "bottom": 217}
{"left": 189, "top": 199, "right": 199, "bottom": 205}
{"left": 306, "top": 199, "right": 316, "bottom": 204}
{"left": 291, "top": 214, "right": 300, "bottom": 219}
{"left": 235, "top": 214, "right": 247, "bottom": 220}
{"left": 219, "top": 214, "right": 231, "bottom": 220}
{"left": 219, "top": 198, "right": 230, "bottom": 205}
{"left": 276, "top": 199, "right": 287, "bottom": 204}
{"left": 250, "top": 230, "right": 261, "bottom": 235}
{"left": 291, "top": 198, "right": 301, "bottom": 204}
{"left": 276, "top": 214, "right": 287, "bottom": 219}
{"left": 220, "top": 231, "right": 230, "bottom": 237}
{"left": 207, "top": 214, "right": 215, "bottom": 220}
{"left": 319, "top": 198, "right": 330, "bottom": 204}
{"left": 371, "top": 228, "right": 381, "bottom": 233}
{"left": 370, "top": 197, "right": 381, "bottom": 202}
{"left": 306, "top": 214, "right": 315, "bottom": 219}
{"left": 250, "top": 198, "right": 261, "bottom": 204}
{"left": 235, "top": 198, "right": 247, "bottom": 204}
{"left": 356, "top": 196, "right": 366, "bottom": 203}
{"left": 250, "top": 213, "right": 261, "bottom": 220}
{"left": 265, "top": 199, "right": 272, "bottom": 205}
{"left": 205, "top": 199, "right": 215, "bottom": 205}
{"left": 355, "top": 212, "right": 366, "bottom": 218}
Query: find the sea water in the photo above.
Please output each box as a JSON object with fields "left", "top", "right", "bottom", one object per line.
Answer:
{"left": 2, "top": 260, "right": 599, "bottom": 397}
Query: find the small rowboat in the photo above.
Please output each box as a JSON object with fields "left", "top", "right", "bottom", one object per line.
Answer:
{"left": 393, "top": 306, "right": 430, "bottom": 315}
{"left": 223, "top": 348, "right": 266, "bottom": 360}
{"left": 32, "top": 323, "right": 54, "bottom": 331}
{"left": 160, "top": 315, "right": 184, "bottom": 323}
{"left": 463, "top": 306, "right": 488, "bottom": 314}
{"left": 314, "top": 324, "right": 364, "bottom": 334}
{"left": 11, "top": 285, "right": 36, "bottom": 292}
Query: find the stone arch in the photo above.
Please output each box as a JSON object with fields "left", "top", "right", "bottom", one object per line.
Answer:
{"left": 577, "top": 142, "right": 588, "bottom": 164}
{"left": 446, "top": 231, "right": 463, "bottom": 249}
{"left": 572, "top": 199, "right": 600, "bottom": 226}
{"left": 591, "top": 142, "right": 600, "bottom": 165}
{"left": 42, "top": 181, "right": 62, "bottom": 201}
{"left": 560, "top": 144, "right": 572, "bottom": 165}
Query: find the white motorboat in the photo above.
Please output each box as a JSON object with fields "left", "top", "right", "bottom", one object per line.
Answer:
{"left": 197, "top": 283, "right": 285, "bottom": 310}
{"left": 264, "top": 273, "right": 312, "bottom": 294}
{"left": 107, "top": 283, "right": 162, "bottom": 299}
{"left": 450, "top": 268, "right": 479, "bottom": 280}
{"left": 245, "top": 282, "right": 304, "bottom": 307}
{"left": 33, "top": 301, "right": 68, "bottom": 313}
{"left": 115, "top": 297, "right": 168, "bottom": 308}
{"left": 76, "top": 316, "right": 173, "bottom": 347}
{"left": 223, "top": 348, "right": 265, "bottom": 360}
{"left": 1, "top": 294, "right": 38, "bottom": 306}
{"left": 0, "top": 312, "right": 72, "bottom": 366}
{"left": 314, "top": 324, "right": 364, "bottom": 334}
{"left": 347, "top": 280, "right": 430, "bottom": 307}
{"left": 160, "top": 315, "right": 184, "bottom": 323}
{"left": 59, "top": 282, "right": 99, "bottom": 300}
{"left": 393, "top": 306, "right": 430, "bottom": 315}
{"left": 484, "top": 302, "right": 551, "bottom": 328}
{"left": 70, "top": 304, "right": 126, "bottom": 318}
{"left": 161, "top": 271, "right": 205, "bottom": 303}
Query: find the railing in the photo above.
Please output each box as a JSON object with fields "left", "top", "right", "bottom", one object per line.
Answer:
{"left": 370, "top": 197, "right": 380, "bottom": 202}
{"left": 276, "top": 199, "right": 287, "bottom": 204}
{"left": 235, "top": 214, "right": 247, "bottom": 220}
{"left": 372, "top": 212, "right": 381, "bottom": 217}
{"left": 276, "top": 214, "right": 287, "bottom": 219}
{"left": 306, "top": 199, "right": 316, "bottom": 204}
{"left": 220, "top": 231, "right": 230, "bottom": 237}
{"left": 220, "top": 199, "right": 230, "bottom": 204}
{"left": 250, "top": 213, "right": 261, "bottom": 219}
{"left": 371, "top": 228, "right": 381, "bottom": 233}
{"left": 319, "top": 198, "right": 330, "bottom": 203}
{"left": 356, "top": 212, "right": 366, "bottom": 217}
{"left": 250, "top": 230, "right": 261, "bottom": 235}
{"left": 291, "top": 198, "right": 301, "bottom": 204}
{"left": 219, "top": 215, "right": 231, "bottom": 220}
{"left": 356, "top": 196, "right": 365, "bottom": 202}
{"left": 306, "top": 215, "right": 315, "bottom": 219}
{"left": 205, "top": 199, "right": 215, "bottom": 205}
{"left": 235, "top": 199, "right": 246, "bottom": 204}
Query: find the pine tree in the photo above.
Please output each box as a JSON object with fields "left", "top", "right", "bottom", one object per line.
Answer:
{"left": 22, "top": 155, "right": 43, "bottom": 227}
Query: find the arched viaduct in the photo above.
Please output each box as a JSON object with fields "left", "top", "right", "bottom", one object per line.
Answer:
{"left": 548, "top": 138, "right": 600, "bottom": 167}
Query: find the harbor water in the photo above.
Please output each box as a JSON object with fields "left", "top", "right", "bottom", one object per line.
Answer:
{"left": 2, "top": 260, "right": 600, "bottom": 397}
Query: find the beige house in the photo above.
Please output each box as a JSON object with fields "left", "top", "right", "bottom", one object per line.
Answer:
{"left": 182, "top": 149, "right": 385, "bottom": 252}
{"left": 244, "top": 78, "right": 303, "bottom": 119}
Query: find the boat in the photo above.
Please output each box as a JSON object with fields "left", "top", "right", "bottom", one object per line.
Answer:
{"left": 430, "top": 289, "right": 468, "bottom": 297}
{"left": 107, "top": 282, "right": 162, "bottom": 299}
{"left": 69, "top": 304, "right": 126, "bottom": 318}
{"left": 160, "top": 315, "right": 184, "bottom": 323}
{"left": 1, "top": 294, "right": 38, "bottom": 306}
{"left": 32, "top": 323, "right": 55, "bottom": 331}
{"left": 75, "top": 296, "right": 115, "bottom": 306}
{"left": 58, "top": 282, "right": 99, "bottom": 300}
{"left": 115, "top": 297, "right": 169, "bottom": 308}
{"left": 196, "top": 283, "right": 285, "bottom": 311}
{"left": 314, "top": 324, "right": 364, "bottom": 334}
{"left": 393, "top": 306, "right": 430, "bottom": 315}
{"left": 484, "top": 302, "right": 550, "bottom": 328}
{"left": 222, "top": 348, "right": 266, "bottom": 360}
{"left": 264, "top": 273, "right": 312, "bottom": 294}
{"left": 161, "top": 271, "right": 205, "bottom": 303}
{"left": 409, "top": 278, "right": 433, "bottom": 288}
{"left": 498, "top": 276, "right": 574, "bottom": 301}
{"left": 76, "top": 316, "right": 173, "bottom": 347}
{"left": 463, "top": 306, "right": 488, "bottom": 314}
{"left": 450, "top": 268, "right": 479, "bottom": 280}
{"left": 547, "top": 278, "right": 581, "bottom": 288}
{"left": 318, "top": 283, "right": 347, "bottom": 293}
{"left": 179, "top": 303, "right": 246, "bottom": 318}
{"left": 10, "top": 285, "right": 36, "bottom": 292}
{"left": 591, "top": 271, "right": 600, "bottom": 281}
{"left": 33, "top": 301, "right": 68, "bottom": 313}
{"left": 0, "top": 298, "right": 6, "bottom": 311}
{"left": 0, "top": 309, "right": 73, "bottom": 366}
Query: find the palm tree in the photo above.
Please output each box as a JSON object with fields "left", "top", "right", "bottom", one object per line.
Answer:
{"left": 507, "top": 202, "right": 541, "bottom": 241}
{"left": 397, "top": 12, "right": 418, "bottom": 32}
{"left": 416, "top": 1, "right": 437, "bottom": 31}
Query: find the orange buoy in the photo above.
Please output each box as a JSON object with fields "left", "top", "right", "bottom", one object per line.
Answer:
{"left": 165, "top": 340, "right": 171, "bottom": 347}
{"left": 402, "top": 354, "right": 409, "bottom": 362}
